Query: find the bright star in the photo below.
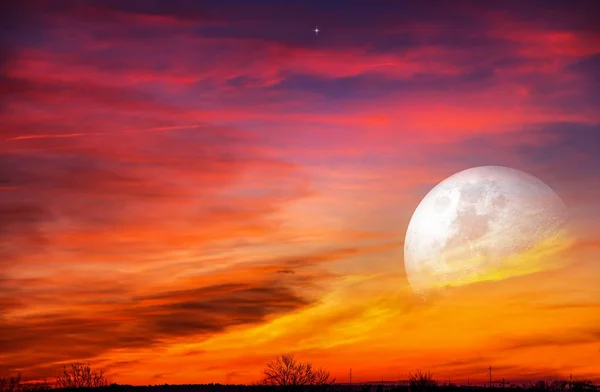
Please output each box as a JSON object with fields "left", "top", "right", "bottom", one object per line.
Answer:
{"left": 314, "top": 26, "right": 320, "bottom": 35}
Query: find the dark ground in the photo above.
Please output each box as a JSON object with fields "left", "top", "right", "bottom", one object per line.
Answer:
{"left": 49, "top": 381, "right": 599, "bottom": 392}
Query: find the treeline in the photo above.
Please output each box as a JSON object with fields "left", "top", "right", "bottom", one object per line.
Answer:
{"left": 1, "top": 357, "right": 597, "bottom": 392}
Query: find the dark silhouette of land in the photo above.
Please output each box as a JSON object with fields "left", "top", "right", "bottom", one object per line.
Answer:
{"left": 2, "top": 358, "right": 597, "bottom": 392}
{"left": 2, "top": 378, "right": 599, "bottom": 392}
{"left": 20, "top": 381, "right": 600, "bottom": 392}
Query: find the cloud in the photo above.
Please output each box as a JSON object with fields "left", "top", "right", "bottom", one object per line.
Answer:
{"left": 498, "top": 328, "right": 600, "bottom": 351}
{"left": 567, "top": 53, "right": 600, "bottom": 106}
{"left": 0, "top": 11, "right": 325, "bottom": 378}
{"left": 3, "top": 0, "right": 596, "bottom": 150}
{"left": 0, "top": 117, "right": 312, "bottom": 266}
{"left": 402, "top": 121, "right": 600, "bottom": 204}
{"left": 0, "top": 241, "right": 393, "bottom": 377}
{"left": 1, "top": 280, "right": 296, "bottom": 373}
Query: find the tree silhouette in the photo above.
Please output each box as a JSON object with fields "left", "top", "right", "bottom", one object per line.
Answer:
{"left": 0, "top": 374, "right": 49, "bottom": 392}
{"left": 55, "top": 362, "right": 109, "bottom": 388}
{"left": 408, "top": 370, "right": 437, "bottom": 390}
{"left": 0, "top": 374, "right": 22, "bottom": 392}
{"left": 23, "top": 381, "right": 50, "bottom": 392}
{"left": 262, "top": 354, "right": 336, "bottom": 387}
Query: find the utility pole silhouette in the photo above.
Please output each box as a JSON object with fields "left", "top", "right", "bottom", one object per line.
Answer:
{"left": 349, "top": 368, "right": 352, "bottom": 385}
{"left": 570, "top": 374, "right": 573, "bottom": 389}
{"left": 489, "top": 366, "right": 492, "bottom": 388}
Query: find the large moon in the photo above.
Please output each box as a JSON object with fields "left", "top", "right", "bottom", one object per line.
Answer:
{"left": 404, "top": 166, "right": 570, "bottom": 296}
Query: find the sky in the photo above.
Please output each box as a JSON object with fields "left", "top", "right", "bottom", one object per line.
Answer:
{"left": 1, "top": 0, "right": 600, "bottom": 386}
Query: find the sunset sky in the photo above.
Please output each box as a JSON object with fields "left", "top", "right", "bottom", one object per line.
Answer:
{"left": 1, "top": 0, "right": 600, "bottom": 386}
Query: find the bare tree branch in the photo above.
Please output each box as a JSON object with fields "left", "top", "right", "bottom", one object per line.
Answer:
{"left": 0, "top": 374, "right": 49, "bottom": 392}
{"left": 0, "top": 374, "right": 22, "bottom": 392}
{"left": 55, "top": 362, "right": 109, "bottom": 388}
{"left": 262, "top": 354, "right": 335, "bottom": 387}
{"left": 408, "top": 370, "right": 437, "bottom": 389}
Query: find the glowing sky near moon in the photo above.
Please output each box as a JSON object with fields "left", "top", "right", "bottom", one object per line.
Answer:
{"left": 1, "top": 0, "right": 600, "bottom": 386}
